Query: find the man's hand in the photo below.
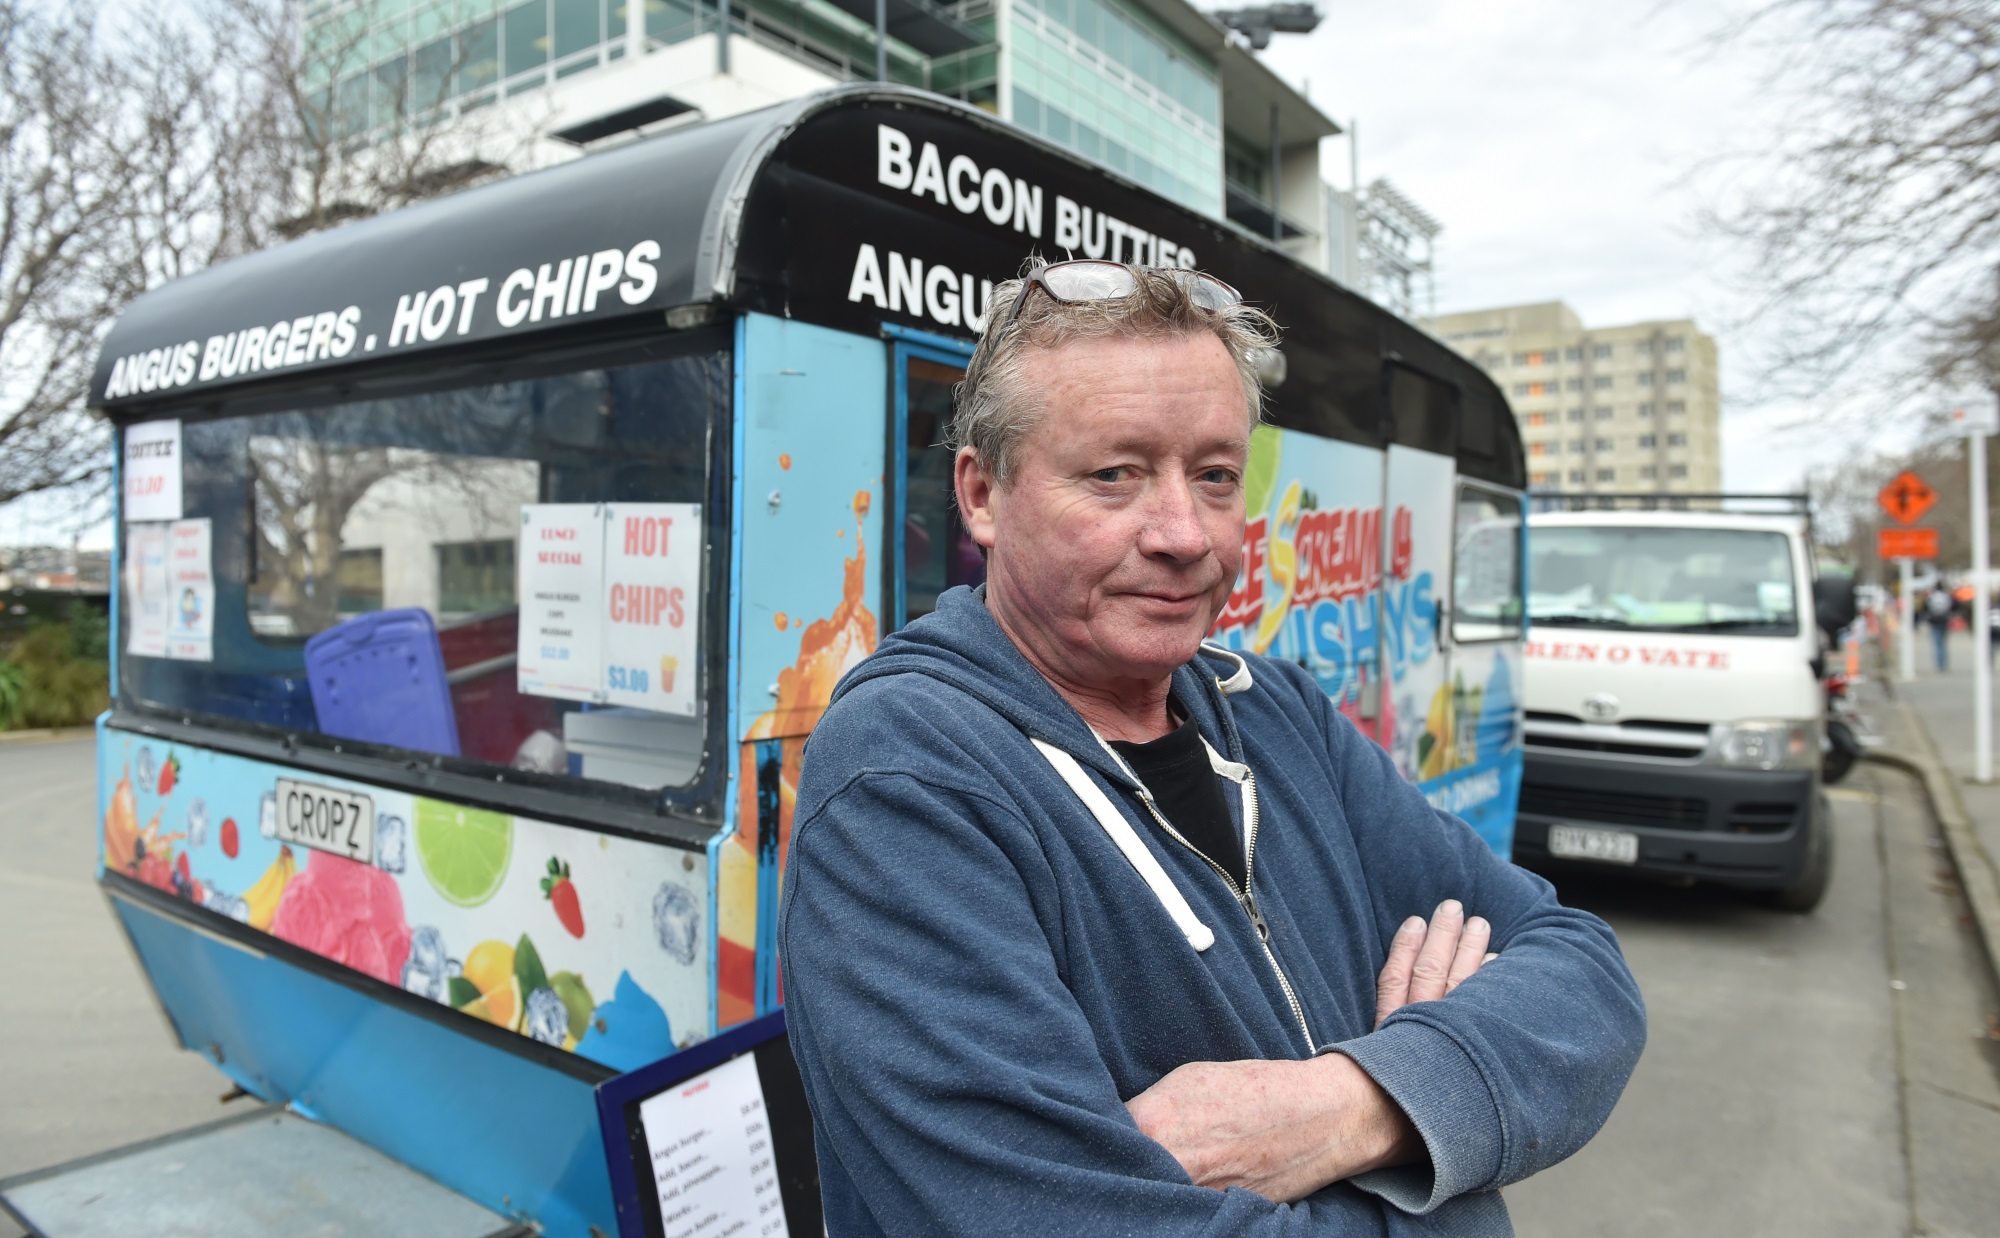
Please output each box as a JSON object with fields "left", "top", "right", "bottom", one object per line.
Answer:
{"left": 1125, "top": 1052, "right": 1422, "bottom": 1202}
{"left": 1376, "top": 899, "right": 1494, "bottom": 1028}
{"left": 1126, "top": 901, "right": 1498, "bottom": 1202}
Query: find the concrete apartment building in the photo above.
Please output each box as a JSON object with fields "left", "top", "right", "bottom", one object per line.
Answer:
{"left": 299, "top": 0, "right": 1436, "bottom": 308}
{"left": 1435, "top": 301, "right": 1722, "bottom": 494}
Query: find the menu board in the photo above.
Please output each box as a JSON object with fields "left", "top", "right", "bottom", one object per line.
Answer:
{"left": 636, "top": 1053, "right": 789, "bottom": 1238}
{"left": 516, "top": 503, "right": 701, "bottom": 716}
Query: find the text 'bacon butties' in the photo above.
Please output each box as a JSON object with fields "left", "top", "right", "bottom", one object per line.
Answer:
{"left": 846, "top": 123, "right": 1201, "bottom": 333}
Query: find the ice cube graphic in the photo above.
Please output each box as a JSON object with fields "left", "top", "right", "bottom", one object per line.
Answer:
{"left": 259, "top": 791, "right": 278, "bottom": 839}
{"left": 523, "top": 986, "right": 568, "bottom": 1046}
{"left": 186, "top": 799, "right": 208, "bottom": 848}
{"left": 136, "top": 746, "right": 157, "bottom": 790}
{"left": 653, "top": 882, "right": 701, "bottom": 966}
{"left": 401, "top": 925, "right": 448, "bottom": 1001}
{"left": 375, "top": 814, "right": 408, "bottom": 874}
{"left": 197, "top": 882, "right": 249, "bottom": 924}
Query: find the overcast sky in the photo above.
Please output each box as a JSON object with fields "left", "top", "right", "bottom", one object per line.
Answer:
{"left": 1256, "top": 0, "right": 1885, "bottom": 494}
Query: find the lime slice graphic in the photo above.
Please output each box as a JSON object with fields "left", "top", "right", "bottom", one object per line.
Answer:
{"left": 1243, "top": 424, "right": 1282, "bottom": 519}
{"left": 414, "top": 799, "right": 514, "bottom": 907}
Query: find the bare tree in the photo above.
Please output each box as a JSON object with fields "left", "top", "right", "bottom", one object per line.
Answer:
{"left": 0, "top": 0, "right": 543, "bottom": 527}
{"left": 0, "top": 0, "right": 243, "bottom": 509}
{"left": 1705, "top": 0, "right": 2000, "bottom": 402}
{"left": 217, "top": 0, "right": 537, "bottom": 246}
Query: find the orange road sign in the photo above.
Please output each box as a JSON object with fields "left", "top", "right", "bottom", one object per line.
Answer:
{"left": 1878, "top": 526, "right": 1939, "bottom": 559}
{"left": 1878, "top": 471, "right": 1938, "bottom": 525}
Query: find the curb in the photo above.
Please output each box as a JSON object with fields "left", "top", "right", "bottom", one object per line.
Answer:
{"left": 1865, "top": 694, "right": 2000, "bottom": 989}
{"left": 0, "top": 726, "right": 94, "bottom": 745}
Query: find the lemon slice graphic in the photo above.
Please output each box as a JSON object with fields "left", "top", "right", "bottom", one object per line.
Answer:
{"left": 414, "top": 799, "right": 513, "bottom": 908}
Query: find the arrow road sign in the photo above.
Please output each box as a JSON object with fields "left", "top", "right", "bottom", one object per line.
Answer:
{"left": 1878, "top": 470, "right": 1938, "bottom": 525}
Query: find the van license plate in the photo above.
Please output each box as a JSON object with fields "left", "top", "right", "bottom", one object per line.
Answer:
{"left": 273, "top": 778, "right": 375, "bottom": 864}
{"left": 1548, "top": 824, "right": 1639, "bottom": 866}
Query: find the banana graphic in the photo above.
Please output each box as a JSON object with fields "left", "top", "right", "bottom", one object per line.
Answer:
{"left": 244, "top": 845, "right": 296, "bottom": 930}
{"left": 1254, "top": 481, "right": 1304, "bottom": 655}
{"left": 1419, "top": 683, "right": 1456, "bottom": 781}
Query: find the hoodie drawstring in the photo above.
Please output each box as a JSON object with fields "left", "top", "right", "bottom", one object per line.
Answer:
{"left": 1030, "top": 738, "right": 1216, "bottom": 952}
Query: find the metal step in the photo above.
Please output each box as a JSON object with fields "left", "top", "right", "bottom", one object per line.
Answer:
{"left": 0, "top": 1106, "right": 526, "bottom": 1238}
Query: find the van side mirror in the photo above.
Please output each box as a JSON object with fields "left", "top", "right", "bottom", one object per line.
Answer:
{"left": 1812, "top": 577, "right": 1858, "bottom": 638}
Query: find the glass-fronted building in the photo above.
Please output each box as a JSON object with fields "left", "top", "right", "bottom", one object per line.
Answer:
{"left": 298, "top": 0, "right": 1347, "bottom": 280}
{"left": 1006, "top": 0, "right": 1220, "bottom": 216}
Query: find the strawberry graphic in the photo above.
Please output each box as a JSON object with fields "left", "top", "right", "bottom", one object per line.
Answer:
{"left": 156, "top": 753, "right": 181, "bottom": 795}
{"left": 220, "top": 818, "right": 239, "bottom": 858}
{"left": 541, "top": 857, "right": 584, "bottom": 939}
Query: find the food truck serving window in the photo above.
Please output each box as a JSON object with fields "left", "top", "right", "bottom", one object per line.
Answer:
{"left": 119, "top": 346, "right": 726, "bottom": 796}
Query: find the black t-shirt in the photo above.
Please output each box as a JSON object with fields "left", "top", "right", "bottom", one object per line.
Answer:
{"left": 1109, "top": 709, "right": 1245, "bottom": 889}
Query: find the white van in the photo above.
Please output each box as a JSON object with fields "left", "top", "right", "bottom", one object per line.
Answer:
{"left": 1516, "top": 506, "right": 1855, "bottom": 911}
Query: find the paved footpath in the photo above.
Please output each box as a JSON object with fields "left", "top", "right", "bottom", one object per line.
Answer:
{"left": 1895, "top": 628, "right": 2000, "bottom": 919}
{"left": 0, "top": 735, "right": 223, "bottom": 1236}
{"left": 1507, "top": 673, "right": 2000, "bottom": 1238}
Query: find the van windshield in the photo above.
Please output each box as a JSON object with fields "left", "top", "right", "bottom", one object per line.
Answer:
{"left": 1530, "top": 525, "right": 1798, "bottom": 636}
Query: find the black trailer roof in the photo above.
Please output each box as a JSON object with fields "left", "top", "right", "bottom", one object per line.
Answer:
{"left": 92, "top": 85, "right": 1521, "bottom": 488}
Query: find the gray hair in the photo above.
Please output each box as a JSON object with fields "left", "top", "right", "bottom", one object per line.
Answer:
{"left": 950, "top": 263, "right": 1281, "bottom": 486}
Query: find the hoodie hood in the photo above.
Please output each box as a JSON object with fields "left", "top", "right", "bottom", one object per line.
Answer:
{"left": 829, "top": 586, "right": 1252, "bottom": 786}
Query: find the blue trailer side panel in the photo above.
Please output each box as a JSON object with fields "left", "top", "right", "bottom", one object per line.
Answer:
{"left": 110, "top": 891, "right": 614, "bottom": 1238}
{"left": 712, "top": 313, "right": 887, "bottom": 1029}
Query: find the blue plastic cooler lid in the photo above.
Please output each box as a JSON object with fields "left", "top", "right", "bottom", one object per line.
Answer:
{"left": 303, "top": 608, "right": 461, "bottom": 757}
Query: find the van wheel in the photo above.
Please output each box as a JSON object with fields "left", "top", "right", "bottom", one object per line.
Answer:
{"left": 1823, "top": 719, "right": 1862, "bottom": 785}
{"left": 1758, "top": 794, "right": 1834, "bottom": 913}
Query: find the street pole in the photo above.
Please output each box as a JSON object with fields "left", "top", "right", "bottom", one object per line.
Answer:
{"left": 875, "top": 0, "right": 887, "bottom": 81}
{"left": 1973, "top": 428, "right": 1992, "bottom": 782}
{"left": 1900, "top": 556, "right": 1915, "bottom": 682}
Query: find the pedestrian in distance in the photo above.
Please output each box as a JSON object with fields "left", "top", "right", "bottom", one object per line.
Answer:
{"left": 1926, "top": 584, "right": 1954, "bottom": 671}
{"left": 779, "top": 260, "right": 1646, "bottom": 1235}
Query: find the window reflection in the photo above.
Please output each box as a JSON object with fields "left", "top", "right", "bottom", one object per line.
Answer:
{"left": 901, "top": 356, "right": 984, "bottom": 625}
{"left": 121, "top": 349, "right": 725, "bottom": 798}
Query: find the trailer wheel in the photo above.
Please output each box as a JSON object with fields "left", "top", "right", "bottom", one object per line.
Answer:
{"left": 1759, "top": 793, "right": 1834, "bottom": 913}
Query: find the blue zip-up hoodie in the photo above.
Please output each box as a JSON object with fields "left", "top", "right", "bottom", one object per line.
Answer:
{"left": 779, "top": 587, "right": 1644, "bottom": 1235}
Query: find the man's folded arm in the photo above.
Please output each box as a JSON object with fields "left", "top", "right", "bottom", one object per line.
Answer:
{"left": 779, "top": 768, "right": 1496, "bottom": 1236}
{"left": 1300, "top": 680, "right": 1647, "bottom": 1212}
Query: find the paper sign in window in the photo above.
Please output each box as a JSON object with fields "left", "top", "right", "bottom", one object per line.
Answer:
{"left": 516, "top": 502, "right": 702, "bottom": 715}
{"left": 123, "top": 420, "right": 183, "bottom": 523}
{"left": 165, "top": 518, "right": 214, "bottom": 662}
{"left": 517, "top": 504, "right": 605, "bottom": 702}
{"left": 600, "top": 504, "right": 700, "bottom": 716}
{"left": 124, "top": 523, "right": 170, "bottom": 658}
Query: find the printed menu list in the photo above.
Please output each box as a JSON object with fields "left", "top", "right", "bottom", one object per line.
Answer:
{"left": 637, "top": 1052, "right": 790, "bottom": 1238}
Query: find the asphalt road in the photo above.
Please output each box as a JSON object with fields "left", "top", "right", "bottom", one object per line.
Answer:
{"left": 4, "top": 732, "right": 1998, "bottom": 1236}
{"left": 1506, "top": 764, "right": 2000, "bottom": 1238}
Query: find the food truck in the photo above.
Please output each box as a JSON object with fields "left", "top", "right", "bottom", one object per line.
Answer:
{"left": 27, "top": 85, "right": 1526, "bottom": 1236}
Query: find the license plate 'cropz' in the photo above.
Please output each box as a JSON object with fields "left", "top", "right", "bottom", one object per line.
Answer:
{"left": 273, "top": 777, "right": 376, "bottom": 864}
{"left": 1547, "top": 823, "right": 1639, "bottom": 866}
